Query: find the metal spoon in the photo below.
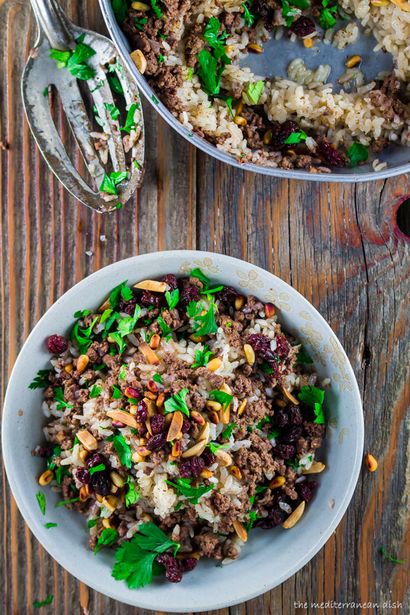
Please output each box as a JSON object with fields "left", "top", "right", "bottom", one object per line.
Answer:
{"left": 22, "top": 0, "right": 144, "bottom": 213}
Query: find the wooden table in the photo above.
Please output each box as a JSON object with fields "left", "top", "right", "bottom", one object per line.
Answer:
{"left": 1, "top": 1, "right": 409, "bottom": 613}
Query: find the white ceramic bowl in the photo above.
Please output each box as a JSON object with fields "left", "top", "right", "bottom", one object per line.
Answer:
{"left": 2, "top": 251, "right": 364, "bottom": 612}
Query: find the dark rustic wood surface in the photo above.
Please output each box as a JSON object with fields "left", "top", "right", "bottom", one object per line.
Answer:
{"left": 0, "top": 1, "right": 409, "bottom": 614}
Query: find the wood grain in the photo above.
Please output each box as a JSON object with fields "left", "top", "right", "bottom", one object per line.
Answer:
{"left": 0, "top": 1, "right": 409, "bottom": 613}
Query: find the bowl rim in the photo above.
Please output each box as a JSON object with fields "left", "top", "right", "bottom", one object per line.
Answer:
{"left": 2, "top": 250, "right": 364, "bottom": 611}
{"left": 98, "top": 0, "right": 410, "bottom": 184}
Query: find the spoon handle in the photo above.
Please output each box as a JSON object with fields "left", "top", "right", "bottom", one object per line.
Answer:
{"left": 30, "top": 0, "right": 72, "bottom": 50}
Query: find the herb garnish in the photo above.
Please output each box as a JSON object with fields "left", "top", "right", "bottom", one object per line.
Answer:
{"left": 165, "top": 478, "right": 213, "bottom": 504}
{"left": 33, "top": 595, "right": 54, "bottom": 609}
{"left": 221, "top": 422, "right": 237, "bottom": 439}
{"left": 284, "top": 130, "right": 308, "bottom": 145}
{"left": 190, "top": 268, "right": 224, "bottom": 295}
{"left": 319, "top": 0, "right": 338, "bottom": 29}
{"left": 89, "top": 463, "right": 106, "bottom": 476}
{"left": 89, "top": 384, "right": 102, "bottom": 398}
{"left": 99, "top": 171, "right": 128, "bottom": 196}
{"left": 151, "top": 0, "right": 163, "bottom": 18}
{"left": 242, "top": 2, "right": 255, "bottom": 26}
{"left": 196, "top": 18, "right": 231, "bottom": 96}
{"left": 203, "top": 16, "right": 228, "bottom": 48}
{"left": 121, "top": 103, "right": 139, "bottom": 133}
{"left": 298, "top": 385, "right": 325, "bottom": 424}
{"left": 125, "top": 477, "right": 140, "bottom": 507}
{"left": 112, "top": 522, "right": 180, "bottom": 588}
{"left": 112, "top": 385, "right": 123, "bottom": 399}
{"left": 164, "top": 388, "right": 190, "bottom": 417}
{"left": 208, "top": 441, "right": 229, "bottom": 454}
{"left": 113, "top": 434, "right": 132, "bottom": 468}
{"left": 347, "top": 142, "right": 369, "bottom": 167}
{"left": 379, "top": 546, "right": 405, "bottom": 565}
{"left": 49, "top": 34, "right": 96, "bottom": 80}
{"left": 87, "top": 518, "right": 98, "bottom": 528}
{"left": 94, "top": 527, "right": 119, "bottom": 554}
{"left": 244, "top": 80, "right": 265, "bottom": 105}
{"left": 297, "top": 346, "right": 313, "bottom": 364}
{"left": 29, "top": 369, "right": 51, "bottom": 389}
{"left": 56, "top": 496, "right": 80, "bottom": 507}
{"left": 165, "top": 288, "right": 180, "bottom": 309}
{"left": 208, "top": 390, "right": 233, "bottom": 411}
{"left": 281, "top": 0, "right": 301, "bottom": 26}
{"left": 44, "top": 522, "right": 58, "bottom": 529}
{"left": 36, "top": 492, "right": 46, "bottom": 515}
{"left": 157, "top": 315, "right": 172, "bottom": 335}
{"left": 54, "top": 387, "right": 74, "bottom": 411}
{"left": 104, "top": 102, "right": 121, "bottom": 120}
{"left": 153, "top": 373, "right": 163, "bottom": 384}
{"left": 191, "top": 344, "right": 213, "bottom": 368}
{"left": 189, "top": 302, "right": 218, "bottom": 336}
{"left": 110, "top": 280, "right": 132, "bottom": 308}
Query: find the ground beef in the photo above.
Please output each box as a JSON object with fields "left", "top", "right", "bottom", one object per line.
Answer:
{"left": 150, "top": 66, "right": 185, "bottom": 111}
{"left": 87, "top": 340, "right": 109, "bottom": 363}
{"left": 212, "top": 492, "right": 234, "bottom": 514}
{"left": 194, "top": 532, "right": 223, "bottom": 559}
{"left": 234, "top": 433, "right": 277, "bottom": 492}
{"left": 184, "top": 24, "right": 205, "bottom": 67}
{"left": 232, "top": 373, "right": 254, "bottom": 397}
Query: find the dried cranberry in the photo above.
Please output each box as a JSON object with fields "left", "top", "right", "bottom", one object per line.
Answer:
{"left": 36, "top": 444, "right": 54, "bottom": 458}
{"left": 317, "top": 139, "right": 346, "bottom": 167}
{"left": 140, "top": 290, "right": 161, "bottom": 307}
{"left": 179, "top": 460, "right": 193, "bottom": 478}
{"left": 288, "top": 405, "right": 303, "bottom": 425}
{"left": 90, "top": 471, "right": 111, "bottom": 496}
{"left": 163, "top": 274, "right": 178, "bottom": 290}
{"left": 282, "top": 426, "right": 303, "bottom": 443}
{"left": 275, "top": 409, "right": 289, "bottom": 428}
{"left": 136, "top": 400, "right": 148, "bottom": 422}
{"left": 181, "top": 419, "right": 191, "bottom": 433}
{"left": 290, "top": 16, "right": 316, "bottom": 37}
{"left": 201, "top": 450, "right": 216, "bottom": 467}
{"left": 146, "top": 434, "right": 167, "bottom": 451}
{"left": 150, "top": 414, "right": 165, "bottom": 435}
{"left": 275, "top": 334, "right": 290, "bottom": 359}
{"left": 180, "top": 284, "right": 200, "bottom": 305}
{"left": 272, "top": 444, "right": 296, "bottom": 459}
{"left": 75, "top": 467, "right": 90, "bottom": 484}
{"left": 247, "top": 333, "right": 272, "bottom": 358}
{"left": 216, "top": 285, "right": 237, "bottom": 305}
{"left": 86, "top": 453, "right": 106, "bottom": 468}
{"left": 298, "top": 480, "right": 317, "bottom": 503}
{"left": 181, "top": 557, "right": 198, "bottom": 572}
{"left": 46, "top": 334, "right": 68, "bottom": 355}
{"left": 156, "top": 553, "right": 183, "bottom": 583}
{"left": 118, "top": 296, "right": 137, "bottom": 316}
{"left": 270, "top": 508, "right": 287, "bottom": 526}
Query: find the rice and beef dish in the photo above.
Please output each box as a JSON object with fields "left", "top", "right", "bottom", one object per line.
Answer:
{"left": 32, "top": 270, "right": 327, "bottom": 588}
{"left": 114, "top": 0, "right": 410, "bottom": 172}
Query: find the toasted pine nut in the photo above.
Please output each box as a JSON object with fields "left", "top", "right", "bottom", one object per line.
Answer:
{"left": 77, "top": 429, "right": 98, "bottom": 451}
{"left": 107, "top": 410, "right": 138, "bottom": 429}
{"left": 181, "top": 439, "right": 208, "bottom": 458}
{"left": 370, "top": 0, "right": 388, "bottom": 4}
{"left": 64, "top": 364, "right": 73, "bottom": 374}
{"left": 302, "top": 461, "right": 326, "bottom": 475}
{"left": 145, "top": 390, "right": 157, "bottom": 400}
{"left": 139, "top": 342, "right": 160, "bottom": 365}
{"left": 139, "top": 437, "right": 147, "bottom": 445}
{"left": 79, "top": 485, "right": 90, "bottom": 502}
{"left": 137, "top": 446, "right": 151, "bottom": 457}
{"left": 102, "top": 495, "right": 118, "bottom": 512}
{"left": 207, "top": 358, "right": 222, "bottom": 372}
{"left": 282, "top": 501, "right": 305, "bottom": 529}
{"left": 167, "top": 411, "right": 184, "bottom": 441}
{"left": 149, "top": 333, "right": 161, "bottom": 349}
{"left": 38, "top": 469, "right": 54, "bottom": 486}
{"left": 235, "top": 295, "right": 245, "bottom": 309}
{"left": 365, "top": 453, "right": 378, "bottom": 472}
{"left": 281, "top": 387, "right": 299, "bottom": 405}
{"left": 131, "top": 1, "right": 150, "bottom": 10}
{"left": 219, "top": 382, "right": 232, "bottom": 395}
{"left": 264, "top": 303, "right": 276, "bottom": 318}
{"left": 76, "top": 354, "right": 89, "bottom": 374}
{"left": 134, "top": 279, "right": 168, "bottom": 292}
{"left": 276, "top": 399, "right": 287, "bottom": 408}
{"left": 221, "top": 404, "right": 230, "bottom": 425}
{"left": 234, "top": 116, "right": 247, "bottom": 126}
{"left": 269, "top": 476, "right": 286, "bottom": 489}
{"left": 233, "top": 520, "right": 248, "bottom": 542}
{"left": 303, "top": 37, "right": 314, "bottom": 48}
{"left": 132, "top": 451, "right": 144, "bottom": 463}
{"left": 156, "top": 393, "right": 165, "bottom": 407}
{"left": 172, "top": 441, "right": 182, "bottom": 457}
{"left": 215, "top": 449, "right": 232, "bottom": 467}
{"left": 208, "top": 410, "right": 220, "bottom": 424}
{"left": 248, "top": 43, "right": 263, "bottom": 53}
{"left": 243, "top": 344, "right": 255, "bottom": 365}
{"left": 345, "top": 54, "right": 361, "bottom": 68}
{"left": 79, "top": 449, "right": 88, "bottom": 463}
{"left": 237, "top": 399, "right": 247, "bottom": 417}
{"left": 189, "top": 334, "right": 206, "bottom": 343}
{"left": 206, "top": 400, "right": 222, "bottom": 411}
{"left": 191, "top": 411, "right": 206, "bottom": 425}
{"left": 263, "top": 130, "right": 272, "bottom": 145}
{"left": 200, "top": 469, "right": 214, "bottom": 479}
{"left": 102, "top": 518, "right": 113, "bottom": 529}
{"left": 230, "top": 465, "right": 242, "bottom": 480}
{"left": 144, "top": 398, "right": 157, "bottom": 416}
{"left": 129, "top": 404, "right": 138, "bottom": 415}
{"left": 110, "top": 471, "right": 125, "bottom": 488}
{"left": 235, "top": 101, "right": 244, "bottom": 116}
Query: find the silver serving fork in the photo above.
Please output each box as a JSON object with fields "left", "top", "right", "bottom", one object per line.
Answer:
{"left": 22, "top": 0, "right": 144, "bottom": 212}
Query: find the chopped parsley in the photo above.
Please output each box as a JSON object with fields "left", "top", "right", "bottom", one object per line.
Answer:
{"left": 165, "top": 478, "right": 213, "bottom": 504}
{"left": 221, "top": 422, "right": 237, "bottom": 439}
{"left": 89, "top": 384, "right": 102, "bottom": 398}
{"left": 113, "top": 434, "right": 132, "bottom": 468}
{"left": 104, "top": 102, "right": 121, "bottom": 120}
{"left": 99, "top": 171, "right": 128, "bottom": 196}
{"left": 112, "top": 522, "right": 180, "bottom": 588}
{"left": 319, "top": 0, "right": 338, "bottom": 29}
{"left": 379, "top": 546, "right": 405, "bottom": 565}
{"left": 117, "top": 304, "right": 141, "bottom": 337}
{"left": 151, "top": 0, "right": 164, "bottom": 18}
{"left": 121, "top": 103, "right": 139, "bottom": 134}
{"left": 29, "top": 369, "right": 51, "bottom": 389}
{"left": 44, "top": 522, "right": 58, "bottom": 529}
{"left": 119, "top": 364, "right": 128, "bottom": 380}
{"left": 297, "top": 346, "right": 313, "bottom": 364}
{"left": 107, "top": 71, "right": 124, "bottom": 96}
{"left": 191, "top": 344, "right": 213, "bottom": 368}
{"left": 112, "top": 0, "right": 129, "bottom": 22}
{"left": 244, "top": 80, "right": 265, "bottom": 105}
{"left": 208, "top": 390, "right": 233, "bottom": 411}
{"left": 165, "top": 288, "right": 180, "bottom": 309}
{"left": 190, "top": 302, "right": 218, "bottom": 336}
{"left": 203, "top": 16, "right": 228, "bottom": 49}
{"left": 88, "top": 463, "right": 106, "bottom": 476}
{"left": 94, "top": 527, "right": 119, "bottom": 554}
{"left": 55, "top": 496, "right": 80, "bottom": 507}
{"left": 112, "top": 385, "right": 123, "bottom": 399}
{"left": 33, "top": 595, "right": 54, "bottom": 609}
{"left": 157, "top": 315, "right": 172, "bottom": 335}
{"left": 226, "top": 96, "right": 235, "bottom": 118}
{"left": 347, "top": 142, "right": 369, "bottom": 167}
{"left": 298, "top": 385, "right": 326, "bottom": 424}
{"left": 196, "top": 18, "right": 231, "bottom": 96}
{"left": 190, "top": 268, "right": 224, "bottom": 295}
{"left": 49, "top": 34, "right": 96, "bottom": 80}
{"left": 281, "top": 0, "right": 301, "bottom": 26}
{"left": 109, "top": 280, "right": 132, "bottom": 308}
{"left": 54, "top": 387, "right": 74, "bottom": 411}
{"left": 134, "top": 16, "right": 148, "bottom": 30}
{"left": 284, "top": 130, "right": 308, "bottom": 145}
{"left": 164, "top": 388, "right": 190, "bottom": 417}
{"left": 110, "top": 332, "right": 126, "bottom": 354}
{"left": 87, "top": 518, "right": 98, "bottom": 528}
{"left": 125, "top": 478, "right": 140, "bottom": 507}
{"left": 74, "top": 309, "right": 92, "bottom": 319}
{"left": 242, "top": 2, "right": 255, "bottom": 26}
{"left": 36, "top": 492, "right": 46, "bottom": 516}
{"left": 153, "top": 373, "right": 163, "bottom": 384}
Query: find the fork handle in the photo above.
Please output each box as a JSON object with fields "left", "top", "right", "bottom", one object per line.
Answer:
{"left": 30, "top": 0, "right": 72, "bottom": 50}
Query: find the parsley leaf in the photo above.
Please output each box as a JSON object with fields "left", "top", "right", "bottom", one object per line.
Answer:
{"left": 125, "top": 477, "right": 140, "bottom": 507}
{"left": 74, "top": 309, "right": 91, "bottom": 319}
{"left": 112, "top": 0, "right": 129, "bottom": 22}
{"left": 152, "top": 373, "right": 163, "bottom": 384}
{"left": 55, "top": 496, "right": 80, "bottom": 507}
{"left": 165, "top": 478, "right": 213, "bottom": 504}
{"left": 44, "top": 522, "right": 58, "bottom": 529}
{"left": 87, "top": 518, "right": 98, "bottom": 528}
{"left": 104, "top": 102, "right": 121, "bottom": 120}
{"left": 89, "top": 463, "right": 106, "bottom": 475}
{"left": 193, "top": 303, "right": 218, "bottom": 336}
{"left": 284, "top": 130, "right": 308, "bottom": 145}
{"left": 164, "top": 388, "right": 190, "bottom": 417}
{"left": 208, "top": 390, "right": 233, "bottom": 410}
{"left": 221, "top": 422, "right": 237, "bottom": 439}
{"left": 191, "top": 344, "right": 213, "bottom": 368}
{"left": 157, "top": 315, "right": 172, "bottom": 335}
{"left": 99, "top": 171, "right": 128, "bottom": 196}
{"left": 203, "top": 16, "right": 228, "bottom": 48}
{"left": 297, "top": 346, "right": 314, "bottom": 364}
{"left": 319, "top": 1, "right": 338, "bottom": 29}
{"left": 36, "top": 492, "right": 46, "bottom": 516}
{"left": 379, "top": 546, "right": 405, "bottom": 565}
{"left": 165, "top": 288, "right": 180, "bottom": 309}
{"left": 121, "top": 103, "right": 139, "bottom": 133}
{"left": 190, "top": 268, "right": 224, "bottom": 294}
{"left": 29, "top": 369, "right": 51, "bottom": 389}
{"left": 186, "top": 300, "right": 203, "bottom": 319}
{"left": 113, "top": 434, "right": 132, "bottom": 468}
{"left": 347, "top": 142, "right": 369, "bottom": 167}
{"left": 119, "top": 364, "right": 128, "bottom": 380}
{"left": 242, "top": 2, "right": 255, "bottom": 26}
{"left": 54, "top": 387, "right": 74, "bottom": 411}
{"left": 112, "top": 385, "right": 122, "bottom": 399}
{"left": 89, "top": 384, "right": 102, "bottom": 398}
{"left": 109, "top": 332, "right": 127, "bottom": 354}
{"left": 109, "top": 280, "right": 130, "bottom": 308}
{"left": 33, "top": 595, "right": 53, "bottom": 608}
{"left": 244, "top": 80, "right": 265, "bottom": 105}
{"left": 94, "top": 527, "right": 119, "bottom": 554}
{"left": 151, "top": 0, "right": 163, "bottom": 19}
{"left": 208, "top": 441, "right": 229, "bottom": 454}
{"left": 50, "top": 36, "right": 96, "bottom": 80}
{"left": 298, "top": 385, "right": 326, "bottom": 424}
